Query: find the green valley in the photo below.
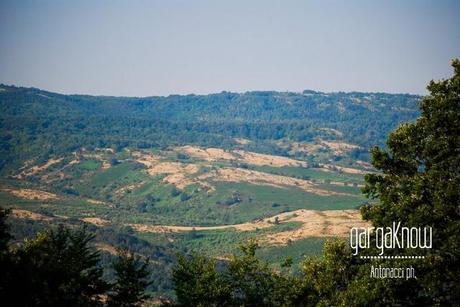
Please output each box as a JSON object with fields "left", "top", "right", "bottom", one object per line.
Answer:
{"left": 0, "top": 85, "right": 420, "bottom": 296}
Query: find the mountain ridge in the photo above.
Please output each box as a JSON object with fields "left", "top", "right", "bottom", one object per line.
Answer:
{"left": 0, "top": 84, "right": 420, "bottom": 175}
{"left": 0, "top": 83, "right": 421, "bottom": 99}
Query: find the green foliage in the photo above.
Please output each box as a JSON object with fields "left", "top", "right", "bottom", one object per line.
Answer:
{"left": 107, "top": 248, "right": 152, "bottom": 307}
{"left": 172, "top": 240, "right": 309, "bottom": 306}
{"left": 77, "top": 160, "right": 101, "bottom": 170}
{"left": 0, "top": 85, "right": 419, "bottom": 175}
{"left": 0, "top": 207, "right": 11, "bottom": 252}
{"left": 257, "top": 237, "right": 325, "bottom": 268}
{"left": 0, "top": 207, "right": 13, "bottom": 304}
{"left": 2, "top": 224, "right": 109, "bottom": 306}
{"left": 0, "top": 218, "right": 156, "bottom": 306}
{"left": 300, "top": 240, "right": 358, "bottom": 306}
{"left": 224, "top": 240, "right": 279, "bottom": 306}
{"left": 173, "top": 254, "right": 229, "bottom": 307}
{"left": 359, "top": 59, "right": 460, "bottom": 304}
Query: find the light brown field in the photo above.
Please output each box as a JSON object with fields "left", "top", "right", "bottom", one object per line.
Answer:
{"left": 128, "top": 209, "right": 369, "bottom": 245}
{"left": 148, "top": 162, "right": 201, "bottom": 189}
{"left": 233, "top": 150, "right": 308, "bottom": 167}
{"left": 320, "top": 163, "right": 367, "bottom": 175}
{"left": 85, "top": 198, "right": 109, "bottom": 206}
{"left": 197, "top": 167, "right": 351, "bottom": 196}
{"left": 12, "top": 209, "right": 54, "bottom": 221}
{"left": 15, "top": 158, "right": 63, "bottom": 178}
{"left": 132, "top": 151, "right": 160, "bottom": 168}
{"left": 125, "top": 147, "right": 366, "bottom": 191}
{"left": 131, "top": 149, "right": 358, "bottom": 193}
{"left": 81, "top": 217, "right": 109, "bottom": 226}
{"left": 133, "top": 151, "right": 199, "bottom": 188}
{"left": 39, "top": 157, "right": 83, "bottom": 183}
{"left": 1, "top": 188, "right": 59, "bottom": 201}
{"left": 321, "top": 140, "right": 359, "bottom": 155}
{"left": 162, "top": 173, "right": 188, "bottom": 188}
{"left": 147, "top": 162, "right": 200, "bottom": 176}
{"left": 263, "top": 209, "right": 369, "bottom": 245}
{"left": 277, "top": 138, "right": 360, "bottom": 156}
{"left": 177, "top": 145, "right": 308, "bottom": 168}
{"left": 177, "top": 146, "right": 236, "bottom": 161}
{"left": 101, "top": 161, "right": 111, "bottom": 170}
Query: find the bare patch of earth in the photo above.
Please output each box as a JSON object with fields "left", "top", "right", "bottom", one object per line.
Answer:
{"left": 1, "top": 188, "right": 59, "bottom": 201}
{"left": 81, "top": 217, "right": 109, "bottom": 226}
{"left": 128, "top": 209, "right": 369, "bottom": 245}
{"left": 12, "top": 209, "right": 55, "bottom": 221}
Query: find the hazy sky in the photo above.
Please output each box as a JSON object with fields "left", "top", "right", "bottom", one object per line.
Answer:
{"left": 0, "top": 0, "right": 459, "bottom": 96}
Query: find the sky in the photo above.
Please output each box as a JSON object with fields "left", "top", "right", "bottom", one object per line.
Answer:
{"left": 0, "top": 0, "right": 459, "bottom": 97}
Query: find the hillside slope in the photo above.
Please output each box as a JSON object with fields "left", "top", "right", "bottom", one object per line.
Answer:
{"left": 0, "top": 84, "right": 420, "bottom": 174}
{"left": 0, "top": 84, "right": 420, "bottom": 296}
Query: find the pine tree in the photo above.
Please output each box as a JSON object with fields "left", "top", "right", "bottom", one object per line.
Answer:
{"left": 5, "top": 225, "right": 109, "bottom": 306}
{"left": 172, "top": 253, "right": 229, "bottom": 307}
{"left": 107, "top": 248, "right": 152, "bottom": 307}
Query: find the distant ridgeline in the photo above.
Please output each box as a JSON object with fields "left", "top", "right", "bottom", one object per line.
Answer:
{"left": 0, "top": 84, "right": 420, "bottom": 174}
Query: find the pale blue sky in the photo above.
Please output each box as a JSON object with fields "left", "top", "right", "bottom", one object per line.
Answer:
{"left": 0, "top": 0, "right": 459, "bottom": 96}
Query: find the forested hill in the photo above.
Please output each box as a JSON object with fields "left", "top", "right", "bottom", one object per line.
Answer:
{"left": 0, "top": 84, "right": 420, "bottom": 173}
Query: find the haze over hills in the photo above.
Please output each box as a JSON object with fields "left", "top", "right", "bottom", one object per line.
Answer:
{"left": 0, "top": 84, "right": 421, "bottom": 295}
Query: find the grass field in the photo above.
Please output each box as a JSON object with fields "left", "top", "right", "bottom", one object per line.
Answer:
{"left": 1, "top": 145, "right": 370, "bottom": 270}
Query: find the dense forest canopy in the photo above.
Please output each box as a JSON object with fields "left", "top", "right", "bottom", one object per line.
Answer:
{"left": 0, "top": 85, "right": 419, "bottom": 174}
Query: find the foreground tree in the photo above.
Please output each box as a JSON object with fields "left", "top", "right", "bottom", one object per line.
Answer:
{"left": 0, "top": 215, "right": 154, "bottom": 307}
{"left": 172, "top": 241, "right": 307, "bottom": 307}
{"left": 107, "top": 248, "right": 152, "bottom": 307}
{"left": 26, "top": 225, "right": 108, "bottom": 306}
{"left": 0, "top": 208, "right": 13, "bottom": 303}
{"left": 360, "top": 59, "right": 460, "bottom": 304}
{"left": 3, "top": 224, "right": 109, "bottom": 306}
{"left": 300, "top": 240, "right": 358, "bottom": 306}
{"left": 0, "top": 207, "right": 11, "bottom": 252}
{"left": 172, "top": 253, "right": 229, "bottom": 307}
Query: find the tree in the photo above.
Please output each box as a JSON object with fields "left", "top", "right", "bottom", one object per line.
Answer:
{"left": 300, "top": 240, "right": 356, "bottom": 306}
{"left": 0, "top": 207, "right": 11, "bottom": 252}
{"left": 107, "top": 248, "right": 152, "bottom": 307}
{"left": 5, "top": 225, "right": 109, "bottom": 307}
{"left": 224, "top": 241, "right": 277, "bottom": 306}
{"left": 0, "top": 207, "right": 13, "bottom": 304}
{"left": 360, "top": 59, "right": 460, "bottom": 304}
{"left": 172, "top": 254, "right": 229, "bottom": 307}
{"left": 172, "top": 240, "right": 306, "bottom": 306}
